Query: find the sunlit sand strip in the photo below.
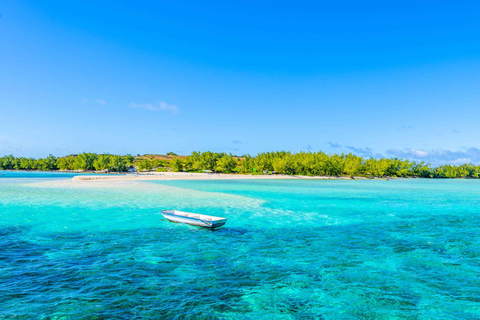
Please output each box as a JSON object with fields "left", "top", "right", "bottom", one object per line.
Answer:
{"left": 72, "top": 172, "right": 361, "bottom": 181}
{"left": 19, "top": 179, "right": 267, "bottom": 209}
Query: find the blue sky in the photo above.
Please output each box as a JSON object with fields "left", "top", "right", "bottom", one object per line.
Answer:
{"left": 1, "top": 1, "right": 480, "bottom": 165}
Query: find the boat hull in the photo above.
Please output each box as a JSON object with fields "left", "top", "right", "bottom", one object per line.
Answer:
{"left": 161, "top": 210, "right": 227, "bottom": 229}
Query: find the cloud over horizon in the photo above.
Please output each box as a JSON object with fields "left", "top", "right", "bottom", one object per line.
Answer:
{"left": 131, "top": 101, "right": 178, "bottom": 115}
{"left": 345, "top": 146, "right": 380, "bottom": 158}
{"left": 328, "top": 142, "right": 341, "bottom": 148}
{"left": 387, "top": 147, "right": 480, "bottom": 165}
{"left": 81, "top": 98, "right": 107, "bottom": 105}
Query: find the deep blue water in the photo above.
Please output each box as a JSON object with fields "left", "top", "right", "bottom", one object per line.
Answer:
{"left": 1, "top": 173, "right": 480, "bottom": 319}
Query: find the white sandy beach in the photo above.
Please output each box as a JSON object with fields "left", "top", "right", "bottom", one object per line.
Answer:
{"left": 72, "top": 172, "right": 367, "bottom": 181}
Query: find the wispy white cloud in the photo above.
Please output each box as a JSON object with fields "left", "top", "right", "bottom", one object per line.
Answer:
{"left": 387, "top": 147, "right": 480, "bottom": 165}
{"left": 388, "top": 148, "right": 429, "bottom": 158}
{"left": 131, "top": 101, "right": 178, "bottom": 115}
{"left": 328, "top": 142, "right": 341, "bottom": 148}
{"left": 346, "top": 146, "right": 373, "bottom": 157}
{"left": 81, "top": 99, "right": 106, "bottom": 105}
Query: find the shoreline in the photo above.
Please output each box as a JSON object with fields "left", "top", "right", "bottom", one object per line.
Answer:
{"left": 0, "top": 169, "right": 124, "bottom": 174}
{"left": 5, "top": 170, "right": 472, "bottom": 181}
{"left": 71, "top": 172, "right": 376, "bottom": 181}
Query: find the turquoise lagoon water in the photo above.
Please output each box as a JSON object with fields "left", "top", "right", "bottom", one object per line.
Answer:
{"left": 1, "top": 172, "right": 480, "bottom": 319}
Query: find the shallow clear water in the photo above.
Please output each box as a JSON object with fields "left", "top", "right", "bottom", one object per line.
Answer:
{"left": 0, "top": 171, "right": 123, "bottom": 179}
{"left": 1, "top": 173, "right": 480, "bottom": 319}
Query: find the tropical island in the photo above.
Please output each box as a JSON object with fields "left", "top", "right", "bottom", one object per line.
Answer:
{"left": 1, "top": 151, "right": 479, "bottom": 179}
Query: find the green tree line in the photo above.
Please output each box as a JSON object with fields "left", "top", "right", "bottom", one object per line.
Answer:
{"left": 0, "top": 153, "right": 134, "bottom": 172}
{"left": 2, "top": 151, "right": 480, "bottom": 178}
{"left": 171, "top": 151, "right": 480, "bottom": 178}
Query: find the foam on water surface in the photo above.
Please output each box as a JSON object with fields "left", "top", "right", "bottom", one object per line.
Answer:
{"left": 1, "top": 174, "right": 480, "bottom": 318}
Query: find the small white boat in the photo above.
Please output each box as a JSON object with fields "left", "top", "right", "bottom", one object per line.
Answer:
{"left": 161, "top": 210, "right": 227, "bottom": 229}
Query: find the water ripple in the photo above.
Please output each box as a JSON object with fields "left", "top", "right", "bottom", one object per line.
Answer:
{"left": 1, "top": 178, "right": 480, "bottom": 318}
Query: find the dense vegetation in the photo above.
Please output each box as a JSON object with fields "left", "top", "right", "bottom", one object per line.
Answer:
{"left": 0, "top": 154, "right": 134, "bottom": 172}
{"left": 1, "top": 151, "right": 480, "bottom": 178}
